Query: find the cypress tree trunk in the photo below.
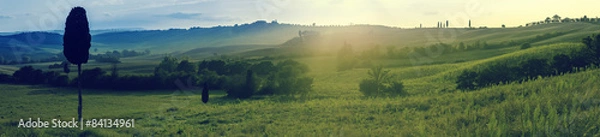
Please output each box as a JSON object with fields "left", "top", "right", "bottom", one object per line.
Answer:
{"left": 78, "top": 64, "right": 82, "bottom": 123}
{"left": 202, "top": 82, "right": 209, "bottom": 103}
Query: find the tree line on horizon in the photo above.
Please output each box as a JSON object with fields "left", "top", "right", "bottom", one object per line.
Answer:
{"left": 526, "top": 14, "right": 600, "bottom": 27}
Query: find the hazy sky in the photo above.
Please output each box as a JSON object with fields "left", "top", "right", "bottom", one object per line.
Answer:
{"left": 1, "top": 0, "right": 599, "bottom": 32}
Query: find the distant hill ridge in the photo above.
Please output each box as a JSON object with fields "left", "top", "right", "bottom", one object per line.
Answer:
{"left": 0, "top": 21, "right": 598, "bottom": 61}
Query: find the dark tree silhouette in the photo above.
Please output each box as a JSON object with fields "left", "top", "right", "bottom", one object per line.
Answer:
{"left": 202, "top": 82, "right": 209, "bottom": 103}
{"left": 63, "top": 7, "right": 91, "bottom": 124}
{"left": 582, "top": 15, "right": 589, "bottom": 22}
{"left": 552, "top": 14, "right": 561, "bottom": 23}
{"left": 469, "top": 20, "right": 471, "bottom": 28}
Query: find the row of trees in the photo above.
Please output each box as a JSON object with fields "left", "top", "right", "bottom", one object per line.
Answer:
{"left": 95, "top": 49, "right": 150, "bottom": 59}
{"left": 457, "top": 33, "right": 600, "bottom": 90}
{"left": 527, "top": 15, "right": 600, "bottom": 27}
{"left": 456, "top": 54, "right": 589, "bottom": 90}
{"left": 0, "top": 56, "right": 314, "bottom": 99}
{"left": 0, "top": 66, "right": 69, "bottom": 87}
{"left": 136, "top": 57, "right": 314, "bottom": 98}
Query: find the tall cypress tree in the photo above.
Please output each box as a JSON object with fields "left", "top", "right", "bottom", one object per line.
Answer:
{"left": 63, "top": 7, "right": 91, "bottom": 124}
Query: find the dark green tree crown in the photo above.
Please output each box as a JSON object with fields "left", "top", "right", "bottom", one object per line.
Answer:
{"left": 63, "top": 6, "right": 91, "bottom": 65}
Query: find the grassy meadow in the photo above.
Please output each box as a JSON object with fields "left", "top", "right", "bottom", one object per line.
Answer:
{"left": 2, "top": 23, "right": 600, "bottom": 136}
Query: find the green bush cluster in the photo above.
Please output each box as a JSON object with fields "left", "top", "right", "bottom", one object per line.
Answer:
{"left": 3, "top": 66, "right": 70, "bottom": 87}
{"left": 359, "top": 66, "right": 406, "bottom": 97}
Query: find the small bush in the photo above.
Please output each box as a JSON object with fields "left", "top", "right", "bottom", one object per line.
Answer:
{"left": 13, "top": 66, "right": 45, "bottom": 85}
{"left": 359, "top": 79, "right": 382, "bottom": 96}
{"left": 264, "top": 59, "right": 314, "bottom": 96}
{"left": 359, "top": 66, "right": 406, "bottom": 97}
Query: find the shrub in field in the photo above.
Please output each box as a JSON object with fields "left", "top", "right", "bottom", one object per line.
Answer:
{"left": 13, "top": 66, "right": 45, "bottom": 85}
{"left": 359, "top": 66, "right": 406, "bottom": 97}
{"left": 269, "top": 60, "right": 313, "bottom": 95}
{"left": 359, "top": 79, "right": 381, "bottom": 96}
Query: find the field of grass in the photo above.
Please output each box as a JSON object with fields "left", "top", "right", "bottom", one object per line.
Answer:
{"left": 1, "top": 23, "right": 600, "bottom": 136}
{"left": 1, "top": 61, "right": 599, "bottom": 136}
